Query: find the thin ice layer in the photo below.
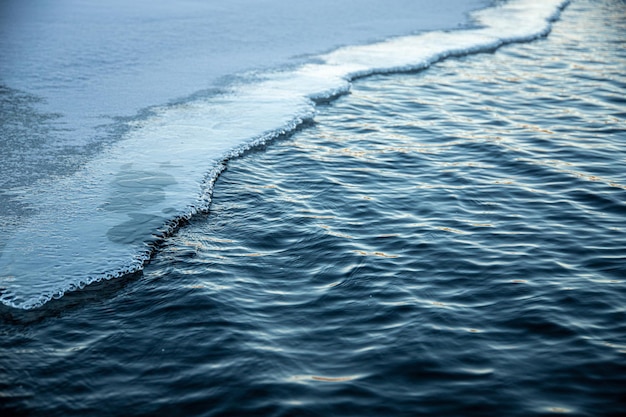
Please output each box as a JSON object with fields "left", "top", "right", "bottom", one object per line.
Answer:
{"left": 0, "top": 0, "right": 569, "bottom": 309}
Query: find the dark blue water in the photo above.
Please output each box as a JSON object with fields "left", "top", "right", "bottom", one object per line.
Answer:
{"left": 2, "top": 0, "right": 625, "bottom": 415}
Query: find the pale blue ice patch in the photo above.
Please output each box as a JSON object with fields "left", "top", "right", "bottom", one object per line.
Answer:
{"left": 0, "top": 0, "right": 569, "bottom": 309}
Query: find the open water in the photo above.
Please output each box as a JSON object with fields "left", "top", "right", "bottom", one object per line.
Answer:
{"left": 2, "top": 0, "right": 626, "bottom": 415}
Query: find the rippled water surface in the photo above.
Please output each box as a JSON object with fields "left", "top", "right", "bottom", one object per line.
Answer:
{"left": 2, "top": 0, "right": 625, "bottom": 416}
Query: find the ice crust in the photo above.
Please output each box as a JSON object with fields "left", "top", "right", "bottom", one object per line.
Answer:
{"left": 0, "top": 0, "right": 569, "bottom": 309}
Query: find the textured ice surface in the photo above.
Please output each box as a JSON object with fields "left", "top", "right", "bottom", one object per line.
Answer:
{"left": 0, "top": 0, "right": 569, "bottom": 309}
